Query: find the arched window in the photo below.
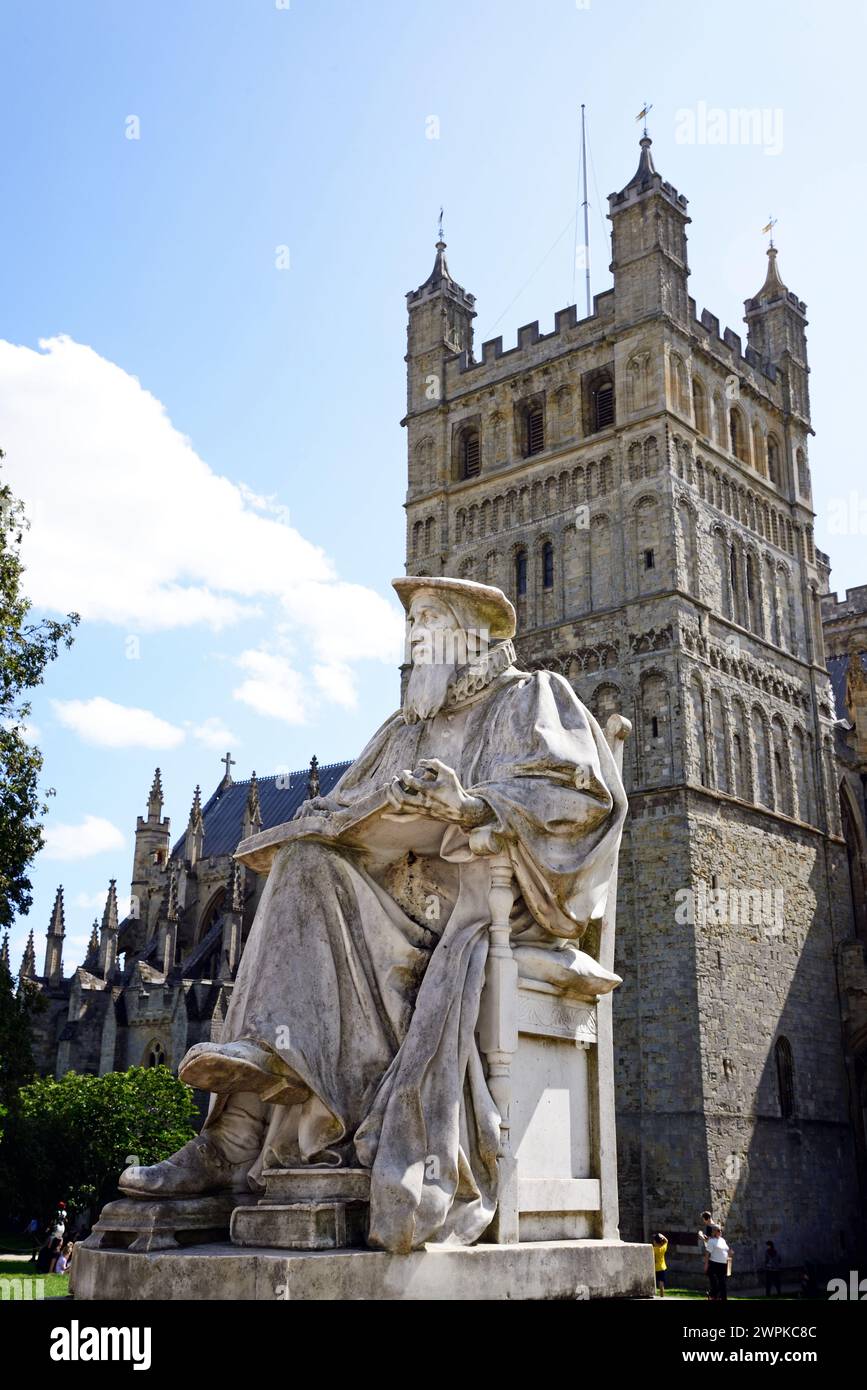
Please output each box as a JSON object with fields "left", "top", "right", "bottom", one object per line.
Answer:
{"left": 460, "top": 427, "right": 481, "bottom": 479}
{"left": 542, "top": 541, "right": 554, "bottom": 590}
{"left": 146, "top": 1039, "right": 167, "bottom": 1069}
{"left": 729, "top": 407, "right": 749, "bottom": 463}
{"left": 775, "top": 1036, "right": 796, "bottom": 1120}
{"left": 594, "top": 381, "right": 615, "bottom": 432}
{"left": 692, "top": 377, "right": 709, "bottom": 434}
{"left": 796, "top": 448, "right": 809, "bottom": 496}
{"left": 515, "top": 549, "right": 528, "bottom": 598}
{"left": 767, "top": 434, "right": 781, "bottom": 486}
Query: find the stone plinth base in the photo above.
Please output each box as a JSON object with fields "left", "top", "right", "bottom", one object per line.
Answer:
{"left": 72, "top": 1238, "right": 654, "bottom": 1301}
{"left": 81, "top": 1193, "right": 259, "bottom": 1253}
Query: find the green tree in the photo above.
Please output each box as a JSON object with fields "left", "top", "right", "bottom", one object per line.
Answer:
{"left": 0, "top": 450, "right": 78, "bottom": 929}
{"left": 2, "top": 1067, "right": 199, "bottom": 1217}
{"left": 0, "top": 954, "right": 41, "bottom": 1134}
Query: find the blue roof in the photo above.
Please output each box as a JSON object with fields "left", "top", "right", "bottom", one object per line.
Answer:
{"left": 172, "top": 762, "right": 351, "bottom": 861}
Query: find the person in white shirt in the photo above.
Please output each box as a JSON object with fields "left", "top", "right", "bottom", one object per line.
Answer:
{"left": 705, "top": 1224, "right": 732, "bottom": 1300}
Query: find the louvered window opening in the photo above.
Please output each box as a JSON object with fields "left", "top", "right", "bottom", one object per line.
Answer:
{"left": 595, "top": 384, "right": 614, "bottom": 431}
{"left": 462, "top": 432, "right": 480, "bottom": 478}
{"left": 526, "top": 408, "right": 544, "bottom": 456}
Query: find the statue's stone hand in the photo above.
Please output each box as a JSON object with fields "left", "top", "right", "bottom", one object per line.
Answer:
{"left": 387, "top": 758, "right": 490, "bottom": 828}
{"left": 293, "top": 795, "right": 339, "bottom": 821}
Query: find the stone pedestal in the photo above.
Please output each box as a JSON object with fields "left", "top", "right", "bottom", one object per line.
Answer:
{"left": 230, "top": 1168, "right": 370, "bottom": 1251}
{"left": 72, "top": 1237, "right": 654, "bottom": 1301}
{"left": 81, "top": 1193, "right": 259, "bottom": 1254}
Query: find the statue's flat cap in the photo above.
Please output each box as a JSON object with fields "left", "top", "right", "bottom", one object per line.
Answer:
{"left": 393, "top": 575, "right": 516, "bottom": 640}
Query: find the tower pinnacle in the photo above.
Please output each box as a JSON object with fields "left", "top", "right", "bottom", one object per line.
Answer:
{"left": 43, "top": 885, "right": 66, "bottom": 983}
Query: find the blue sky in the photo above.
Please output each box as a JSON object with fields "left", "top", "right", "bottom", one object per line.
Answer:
{"left": 1, "top": 0, "right": 864, "bottom": 968}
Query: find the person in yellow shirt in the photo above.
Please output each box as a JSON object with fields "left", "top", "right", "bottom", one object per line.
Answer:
{"left": 651, "top": 1232, "right": 668, "bottom": 1297}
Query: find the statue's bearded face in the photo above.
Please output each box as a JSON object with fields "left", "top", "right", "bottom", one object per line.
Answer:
{"left": 403, "top": 593, "right": 465, "bottom": 723}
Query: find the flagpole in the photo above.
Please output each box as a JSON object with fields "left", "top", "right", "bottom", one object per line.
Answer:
{"left": 581, "top": 104, "right": 591, "bottom": 317}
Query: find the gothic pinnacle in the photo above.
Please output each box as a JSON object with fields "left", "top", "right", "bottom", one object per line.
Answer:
{"left": 0, "top": 931, "right": 9, "bottom": 972}
{"left": 148, "top": 766, "right": 164, "bottom": 806}
{"left": 48, "top": 885, "right": 66, "bottom": 937}
{"left": 101, "top": 879, "right": 119, "bottom": 933}
{"left": 85, "top": 919, "right": 100, "bottom": 969}
{"left": 20, "top": 928, "right": 36, "bottom": 979}
{"left": 188, "top": 784, "right": 203, "bottom": 826}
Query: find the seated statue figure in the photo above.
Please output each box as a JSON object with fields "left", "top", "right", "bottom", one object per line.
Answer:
{"left": 121, "top": 576, "right": 627, "bottom": 1254}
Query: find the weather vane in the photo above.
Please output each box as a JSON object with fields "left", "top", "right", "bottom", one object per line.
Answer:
{"left": 438, "top": 206, "right": 444, "bottom": 243}
{"left": 762, "top": 215, "right": 777, "bottom": 248}
{"left": 636, "top": 102, "right": 653, "bottom": 136}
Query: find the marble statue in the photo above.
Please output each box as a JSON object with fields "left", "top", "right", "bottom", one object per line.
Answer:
{"left": 120, "top": 577, "right": 627, "bottom": 1255}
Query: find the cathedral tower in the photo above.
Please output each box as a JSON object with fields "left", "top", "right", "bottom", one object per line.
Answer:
{"left": 402, "top": 137, "right": 863, "bottom": 1271}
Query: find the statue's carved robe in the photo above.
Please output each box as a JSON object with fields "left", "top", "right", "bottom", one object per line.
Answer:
{"left": 210, "top": 665, "right": 626, "bottom": 1253}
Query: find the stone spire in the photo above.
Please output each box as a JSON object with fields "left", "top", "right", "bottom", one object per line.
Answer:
{"left": 307, "top": 754, "right": 320, "bottom": 800}
{"left": 753, "top": 244, "right": 787, "bottom": 302}
{"left": 242, "top": 772, "right": 263, "bottom": 839}
{"left": 219, "top": 860, "right": 243, "bottom": 981}
{"left": 43, "top": 885, "right": 66, "bottom": 984}
{"left": 19, "top": 928, "right": 36, "bottom": 981}
{"left": 0, "top": 931, "right": 10, "bottom": 973}
{"left": 147, "top": 767, "right": 164, "bottom": 822}
{"left": 84, "top": 919, "right": 100, "bottom": 972}
{"left": 97, "top": 879, "right": 120, "bottom": 980}
{"left": 184, "top": 784, "right": 204, "bottom": 866}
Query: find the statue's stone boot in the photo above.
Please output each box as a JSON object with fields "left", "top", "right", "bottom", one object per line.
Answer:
{"left": 179, "top": 1039, "right": 311, "bottom": 1107}
{"left": 118, "top": 1133, "right": 253, "bottom": 1198}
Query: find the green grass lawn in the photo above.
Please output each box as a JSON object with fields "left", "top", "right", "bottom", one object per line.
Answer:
{"left": 0, "top": 1256, "right": 70, "bottom": 1298}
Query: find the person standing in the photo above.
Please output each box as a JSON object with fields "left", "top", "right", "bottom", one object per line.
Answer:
{"left": 763, "top": 1240, "right": 782, "bottom": 1297}
{"left": 705, "top": 1224, "right": 731, "bottom": 1301}
{"left": 651, "top": 1232, "right": 668, "bottom": 1297}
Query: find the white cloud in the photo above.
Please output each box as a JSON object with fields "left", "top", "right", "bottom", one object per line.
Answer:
{"left": 232, "top": 650, "right": 308, "bottom": 725}
{"left": 0, "top": 339, "right": 404, "bottom": 689}
{"left": 313, "top": 661, "right": 358, "bottom": 710}
{"left": 43, "top": 815, "right": 125, "bottom": 861}
{"left": 192, "top": 716, "right": 241, "bottom": 750}
{"left": 51, "top": 696, "right": 185, "bottom": 749}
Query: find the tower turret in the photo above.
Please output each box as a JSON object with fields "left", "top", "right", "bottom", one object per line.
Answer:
{"left": 132, "top": 767, "right": 171, "bottom": 936}
{"left": 42, "top": 885, "right": 65, "bottom": 985}
{"left": 608, "top": 135, "right": 691, "bottom": 329}
{"left": 744, "top": 244, "right": 810, "bottom": 424}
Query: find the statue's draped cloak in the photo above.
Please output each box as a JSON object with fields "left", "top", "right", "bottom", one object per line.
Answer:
{"left": 210, "top": 668, "right": 626, "bottom": 1253}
